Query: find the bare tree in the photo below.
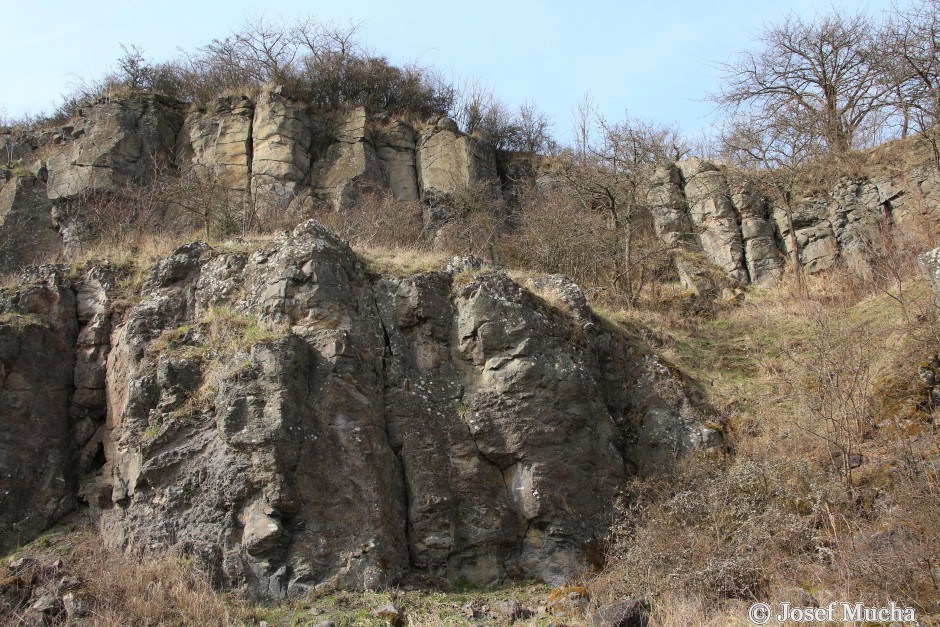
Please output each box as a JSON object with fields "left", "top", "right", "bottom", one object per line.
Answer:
{"left": 719, "top": 104, "right": 826, "bottom": 297}
{"left": 878, "top": 0, "right": 940, "bottom": 168}
{"left": 200, "top": 14, "right": 299, "bottom": 88}
{"left": 514, "top": 100, "right": 554, "bottom": 154}
{"left": 563, "top": 107, "right": 688, "bottom": 304}
{"left": 717, "top": 10, "right": 889, "bottom": 155}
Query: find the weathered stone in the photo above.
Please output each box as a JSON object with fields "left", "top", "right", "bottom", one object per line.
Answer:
{"left": 648, "top": 163, "right": 693, "bottom": 247}
{"left": 70, "top": 265, "right": 115, "bottom": 472}
{"left": 375, "top": 120, "right": 420, "bottom": 201}
{"left": 829, "top": 180, "right": 884, "bottom": 253}
{"left": 677, "top": 158, "right": 747, "bottom": 283}
{"left": 372, "top": 603, "right": 400, "bottom": 622}
{"left": 592, "top": 598, "right": 651, "bottom": 627}
{"left": 251, "top": 92, "right": 317, "bottom": 204}
{"left": 0, "top": 267, "right": 79, "bottom": 555}
{"left": 879, "top": 165, "right": 940, "bottom": 238}
{"left": 416, "top": 125, "right": 501, "bottom": 202}
{"left": 82, "top": 220, "right": 717, "bottom": 600}
{"left": 46, "top": 95, "right": 184, "bottom": 200}
{"left": 772, "top": 197, "right": 839, "bottom": 273}
{"left": 177, "top": 96, "right": 254, "bottom": 192}
{"left": 0, "top": 175, "right": 60, "bottom": 273}
{"left": 918, "top": 247, "right": 940, "bottom": 307}
{"left": 312, "top": 107, "right": 385, "bottom": 208}
{"left": 730, "top": 182, "right": 784, "bottom": 286}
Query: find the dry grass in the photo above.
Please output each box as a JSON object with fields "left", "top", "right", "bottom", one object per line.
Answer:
{"left": 588, "top": 243, "right": 940, "bottom": 625}
{"left": 0, "top": 520, "right": 258, "bottom": 626}
{"left": 357, "top": 246, "right": 450, "bottom": 277}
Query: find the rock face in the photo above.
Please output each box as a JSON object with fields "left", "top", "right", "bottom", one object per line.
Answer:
{"left": 646, "top": 158, "right": 940, "bottom": 286}
{"left": 730, "top": 182, "right": 784, "bottom": 286}
{"left": 0, "top": 174, "right": 60, "bottom": 271}
{"left": 0, "top": 221, "right": 722, "bottom": 598}
{"left": 45, "top": 95, "right": 184, "bottom": 200}
{"left": 250, "top": 93, "right": 319, "bottom": 204}
{"left": 374, "top": 120, "right": 420, "bottom": 201}
{"left": 918, "top": 247, "right": 940, "bottom": 304}
{"left": 647, "top": 164, "right": 693, "bottom": 248}
{"left": 0, "top": 94, "right": 509, "bottom": 274}
{"left": 676, "top": 159, "right": 748, "bottom": 283}
{"left": 0, "top": 267, "right": 79, "bottom": 554}
{"left": 417, "top": 118, "right": 502, "bottom": 203}
{"left": 177, "top": 96, "right": 255, "bottom": 192}
{"left": 312, "top": 107, "right": 385, "bottom": 208}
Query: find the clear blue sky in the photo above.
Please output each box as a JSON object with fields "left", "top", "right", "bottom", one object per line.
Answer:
{"left": 0, "top": 0, "right": 909, "bottom": 144}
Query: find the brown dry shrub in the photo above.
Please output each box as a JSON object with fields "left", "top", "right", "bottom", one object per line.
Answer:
{"left": 429, "top": 181, "right": 508, "bottom": 261}
{"left": 316, "top": 188, "right": 426, "bottom": 251}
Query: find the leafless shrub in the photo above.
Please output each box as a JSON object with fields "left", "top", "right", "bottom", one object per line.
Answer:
{"left": 318, "top": 187, "right": 425, "bottom": 250}
{"left": 430, "top": 181, "right": 507, "bottom": 261}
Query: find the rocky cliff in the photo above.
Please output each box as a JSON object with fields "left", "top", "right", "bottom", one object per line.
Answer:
{"left": 0, "top": 221, "right": 719, "bottom": 599}
{"left": 647, "top": 157, "right": 940, "bottom": 287}
{"left": 4, "top": 93, "right": 940, "bottom": 289}
{"left": 0, "top": 92, "right": 504, "bottom": 275}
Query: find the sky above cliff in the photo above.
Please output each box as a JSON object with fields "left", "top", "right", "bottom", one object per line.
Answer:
{"left": 1, "top": 0, "right": 909, "bottom": 144}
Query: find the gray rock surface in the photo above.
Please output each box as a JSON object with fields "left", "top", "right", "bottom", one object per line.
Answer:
{"left": 592, "top": 598, "right": 651, "bottom": 627}
{"left": 416, "top": 123, "right": 501, "bottom": 202}
{"left": 730, "top": 182, "right": 784, "bottom": 285}
{"left": 374, "top": 120, "right": 420, "bottom": 201}
{"left": 772, "top": 197, "right": 840, "bottom": 274}
{"left": 918, "top": 247, "right": 940, "bottom": 304}
{"left": 250, "top": 92, "right": 318, "bottom": 204}
{"left": 0, "top": 267, "right": 79, "bottom": 554}
{"left": 0, "top": 175, "right": 60, "bottom": 272}
{"left": 312, "top": 107, "right": 385, "bottom": 208}
{"left": 55, "top": 220, "right": 716, "bottom": 600}
{"left": 46, "top": 95, "right": 183, "bottom": 200}
{"left": 647, "top": 163, "right": 693, "bottom": 247}
{"left": 177, "top": 96, "right": 254, "bottom": 192}
{"left": 677, "top": 158, "right": 748, "bottom": 283}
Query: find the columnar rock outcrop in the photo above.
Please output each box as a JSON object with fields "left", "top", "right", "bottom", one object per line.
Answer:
{"left": 0, "top": 95, "right": 507, "bottom": 274}
{"left": 417, "top": 117, "right": 502, "bottom": 203}
{"left": 0, "top": 268, "right": 79, "bottom": 553}
{"left": 730, "top": 182, "right": 784, "bottom": 286}
{"left": 250, "top": 93, "right": 319, "bottom": 202}
{"left": 0, "top": 173, "right": 60, "bottom": 270}
{"left": 177, "top": 96, "right": 254, "bottom": 192}
{"left": 676, "top": 159, "right": 748, "bottom": 283}
{"left": 646, "top": 157, "right": 940, "bottom": 286}
{"left": 0, "top": 264, "right": 114, "bottom": 556}
{"left": 312, "top": 107, "right": 385, "bottom": 208}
